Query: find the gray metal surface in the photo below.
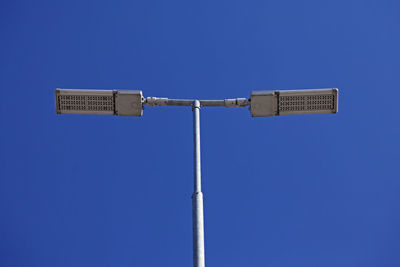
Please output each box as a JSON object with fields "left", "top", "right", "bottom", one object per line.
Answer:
{"left": 250, "top": 88, "right": 338, "bottom": 117}
{"left": 250, "top": 91, "right": 277, "bottom": 117}
{"left": 115, "top": 90, "right": 143, "bottom": 116}
{"left": 192, "top": 100, "right": 205, "bottom": 267}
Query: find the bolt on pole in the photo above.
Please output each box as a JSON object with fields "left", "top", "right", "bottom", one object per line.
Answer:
{"left": 192, "top": 100, "right": 205, "bottom": 267}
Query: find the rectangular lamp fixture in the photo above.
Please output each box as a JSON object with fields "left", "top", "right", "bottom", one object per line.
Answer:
{"left": 250, "top": 88, "right": 338, "bottom": 117}
{"left": 55, "top": 89, "right": 143, "bottom": 116}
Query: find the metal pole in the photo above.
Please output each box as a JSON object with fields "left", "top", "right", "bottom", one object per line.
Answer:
{"left": 192, "top": 100, "right": 205, "bottom": 267}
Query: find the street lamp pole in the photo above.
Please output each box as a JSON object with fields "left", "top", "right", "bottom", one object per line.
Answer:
{"left": 55, "top": 88, "right": 338, "bottom": 267}
{"left": 192, "top": 100, "right": 205, "bottom": 267}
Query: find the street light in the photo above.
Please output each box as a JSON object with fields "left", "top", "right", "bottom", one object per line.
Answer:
{"left": 55, "top": 89, "right": 143, "bottom": 116}
{"left": 55, "top": 87, "right": 339, "bottom": 267}
{"left": 250, "top": 88, "right": 338, "bottom": 117}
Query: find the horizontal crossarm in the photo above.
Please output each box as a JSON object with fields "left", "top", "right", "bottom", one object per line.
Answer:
{"left": 144, "top": 97, "right": 249, "bottom": 107}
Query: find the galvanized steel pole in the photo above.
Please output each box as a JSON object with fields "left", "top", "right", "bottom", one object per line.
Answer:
{"left": 144, "top": 96, "right": 249, "bottom": 267}
{"left": 192, "top": 100, "right": 205, "bottom": 267}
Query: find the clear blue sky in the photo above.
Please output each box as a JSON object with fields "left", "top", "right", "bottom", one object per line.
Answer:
{"left": 1, "top": 0, "right": 399, "bottom": 266}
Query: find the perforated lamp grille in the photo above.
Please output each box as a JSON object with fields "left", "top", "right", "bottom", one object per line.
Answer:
{"left": 57, "top": 94, "right": 115, "bottom": 112}
{"left": 279, "top": 94, "right": 335, "bottom": 113}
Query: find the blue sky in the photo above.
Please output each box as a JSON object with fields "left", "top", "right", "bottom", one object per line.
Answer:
{"left": 1, "top": 0, "right": 400, "bottom": 266}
